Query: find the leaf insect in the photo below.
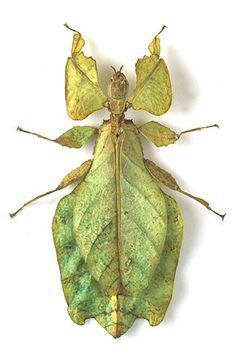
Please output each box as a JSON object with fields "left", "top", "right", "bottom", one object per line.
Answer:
{"left": 10, "top": 24, "right": 225, "bottom": 338}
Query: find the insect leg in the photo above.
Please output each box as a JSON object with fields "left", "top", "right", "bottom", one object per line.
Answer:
{"left": 139, "top": 122, "right": 219, "bottom": 148}
{"left": 64, "top": 23, "right": 81, "bottom": 34}
{"left": 9, "top": 160, "right": 92, "bottom": 218}
{"left": 178, "top": 124, "right": 219, "bottom": 138}
{"left": 16, "top": 125, "right": 97, "bottom": 148}
{"left": 145, "top": 159, "right": 225, "bottom": 220}
{"left": 16, "top": 126, "right": 55, "bottom": 143}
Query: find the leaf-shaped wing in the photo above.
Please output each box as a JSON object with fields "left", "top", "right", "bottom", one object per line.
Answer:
{"left": 128, "top": 34, "right": 172, "bottom": 116}
{"left": 65, "top": 33, "right": 107, "bottom": 120}
{"left": 130, "top": 191, "right": 183, "bottom": 326}
{"left": 52, "top": 121, "right": 171, "bottom": 338}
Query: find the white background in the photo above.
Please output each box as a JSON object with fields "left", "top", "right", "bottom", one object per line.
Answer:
{"left": 1, "top": 0, "right": 235, "bottom": 363}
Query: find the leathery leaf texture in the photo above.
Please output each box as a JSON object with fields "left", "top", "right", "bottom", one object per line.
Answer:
{"left": 52, "top": 121, "right": 183, "bottom": 338}
{"left": 55, "top": 126, "right": 97, "bottom": 148}
{"left": 139, "top": 121, "right": 178, "bottom": 147}
{"left": 65, "top": 33, "right": 106, "bottom": 120}
{"left": 128, "top": 35, "right": 172, "bottom": 116}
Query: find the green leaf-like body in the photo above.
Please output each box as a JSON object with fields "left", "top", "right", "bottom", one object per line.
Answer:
{"left": 12, "top": 30, "right": 223, "bottom": 339}
{"left": 52, "top": 121, "right": 183, "bottom": 337}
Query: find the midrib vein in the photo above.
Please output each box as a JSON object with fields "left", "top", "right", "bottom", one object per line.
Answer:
{"left": 115, "top": 137, "right": 122, "bottom": 296}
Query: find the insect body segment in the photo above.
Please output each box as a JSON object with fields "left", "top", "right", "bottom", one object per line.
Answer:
{"left": 10, "top": 26, "right": 225, "bottom": 337}
{"left": 107, "top": 67, "right": 129, "bottom": 116}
